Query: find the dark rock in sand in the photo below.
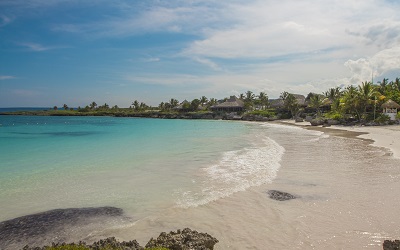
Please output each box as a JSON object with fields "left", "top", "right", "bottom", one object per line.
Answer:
{"left": 0, "top": 207, "right": 123, "bottom": 249}
{"left": 383, "top": 240, "right": 400, "bottom": 250}
{"left": 267, "top": 190, "right": 297, "bottom": 201}
{"left": 310, "top": 118, "right": 325, "bottom": 126}
{"left": 145, "top": 228, "right": 219, "bottom": 250}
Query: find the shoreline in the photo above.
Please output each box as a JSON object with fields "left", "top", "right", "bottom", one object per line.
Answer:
{"left": 277, "top": 120, "right": 400, "bottom": 159}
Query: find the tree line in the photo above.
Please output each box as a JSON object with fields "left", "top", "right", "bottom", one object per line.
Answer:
{"left": 54, "top": 77, "right": 400, "bottom": 122}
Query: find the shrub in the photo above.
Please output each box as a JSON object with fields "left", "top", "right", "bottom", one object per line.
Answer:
{"left": 375, "top": 114, "right": 390, "bottom": 124}
{"left": 324, "top": 112, "right": 343, "bottom": 120}
{"left": 247, "top": 110, "right": 275, "bottom": 117}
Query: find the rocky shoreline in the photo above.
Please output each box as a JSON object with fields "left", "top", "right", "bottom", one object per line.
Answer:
{"left": 0, "top": 207, "right": 218, "bottom": 250}
{"left": 22, "top": 228, "right": 218, "bottom": 250}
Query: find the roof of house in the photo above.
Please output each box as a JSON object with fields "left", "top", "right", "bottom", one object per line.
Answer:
{"left": 212, "top": 96, "right": 244, "bottom": 108}
{"left": 174, "top": 100, "right": 190, "bottom": 110}
{"left": 382, "top": 99, "right": 400, "bottom": 109}
{"left": 269, "top": 94, "right": 306, "bottom": 108}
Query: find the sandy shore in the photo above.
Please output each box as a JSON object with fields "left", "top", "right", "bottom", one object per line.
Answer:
{"left": 279, "top": 120, "right": 400, "bottom": 159}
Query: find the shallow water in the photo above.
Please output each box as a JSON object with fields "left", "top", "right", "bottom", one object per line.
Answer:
{"left": 1, "top": 117, "right": 399, "bottom": 249}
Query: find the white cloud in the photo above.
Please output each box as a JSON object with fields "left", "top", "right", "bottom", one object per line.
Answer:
{"left": 17, "top": 42, "right": 70, "bottom": 51}
{"left": 144, "top": 57, "right": 160, "bottom": 63}
{"left": 345, "top": 46, "right": 400, "bottom": 84}
{"left": 0, "top": 14, "right": 12, "bottom": 27}
{"left": 0, "top": 75, "right": 15, "bottom": 80}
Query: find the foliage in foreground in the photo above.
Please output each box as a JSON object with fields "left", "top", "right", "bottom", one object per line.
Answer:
{"left": 38, "top": 245, "right": 169, "bottom": 250}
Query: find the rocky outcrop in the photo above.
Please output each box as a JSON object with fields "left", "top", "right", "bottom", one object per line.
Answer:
{"left": 1, "top": 206, "right": 219, "bottom": 250}
{"left": 295, "top": 117, "right": 304, "bottom": 122}
{"left": 267, "top": 190, "right": 298, "bottom": 201}
{"left": 145, "top": 228, "right": 219, "bottom": 250}
{"left": 0, "top": 207, "right": 123, "bottom": 248}
{"left": 21, "top": 228, "right": 219, "bottom": 250}
{"left": 310, "top": 118, "right": 325, "bottom": 126}
{"left": 23, "top": 237, "right": 143, "bottom": 250}
{"left": 383, "top": 240, "right": 400, "bottom": 250}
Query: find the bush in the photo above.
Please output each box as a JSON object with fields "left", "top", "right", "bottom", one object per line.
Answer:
{"left": 324, "top": 112, "right": 343, "bottom": 120}
{"left": 247, "top": 110, "right": 276, "bottom": 117}
{"left": 375, "top": 114, "right": 390, "bottom": 124}
{"left": 397, "top": 112, "right": 400, "bottom": 120}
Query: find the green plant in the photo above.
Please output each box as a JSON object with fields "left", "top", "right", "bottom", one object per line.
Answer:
{"left": 375, "top": 114, "right": 390, "bottom": 123}
{"left": 247, "top": 110, "right": 275, "bottom": 117}
{"left": 323, "top": 111, "right": 343, "bottom": 120}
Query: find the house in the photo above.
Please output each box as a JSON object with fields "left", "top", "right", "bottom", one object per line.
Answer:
{"left": 269, "top": 94, "right": 307, "bottom": 109}
{"left": 211, "top": 96, "right": 244, "bottom": 112}
{"left": 173, "top": 100, "right": 191, "bottom": 112}
{"left": 382, "top": 99, "right": 400, "bottom": 120}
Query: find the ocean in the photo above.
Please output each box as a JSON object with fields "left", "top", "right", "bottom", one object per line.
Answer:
{"left": 1, "top": 115, "right": 400, "bottom": 249}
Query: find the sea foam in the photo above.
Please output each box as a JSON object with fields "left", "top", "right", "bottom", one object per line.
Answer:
{"left": 176, "top": 136, "right": 285, "bottom": 208}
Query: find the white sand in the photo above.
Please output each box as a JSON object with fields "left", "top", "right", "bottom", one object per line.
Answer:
{"left": 336, "top": 125, "right": 400, "bottom": 159}
{"left": 280, "top": 120, "right": 400, "bottom": 159}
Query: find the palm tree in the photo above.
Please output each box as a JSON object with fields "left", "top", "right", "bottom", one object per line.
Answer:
{"left": 90, "top": 101, "right": 97, "bottom": 110}
{"left": 309, "top": 95, "right": 323, "bottom": 116}
{"left": 377, "top": 78, "right": 389, "bottom": 94}
{"left": 200, "top": 96, "right": 208, "bottom": 105}
{"left": 283, "top": 93, "right": 298, "bottom": 118}
{"left": 132, "top": 100, "right": 140, "bottom": 111}
{"left": 139, "top": 102, "right": 147, "bottom": 110}
{"left": 169, "top": 98, "right": 179, "bottom": 109}
{"left": 239, "top": 93, "right": 245, "bottom": 100}
{"left": 324, "top": 87, "right": 342, "bottom": 102}
{"left": 244, "top": 91, "right": 255, "bottom": 110}
{"left": 258, "top": 92, "right": 269, "bottom": 110}
{"left": 280, "top": 91, "right": 289, "bottom": 101}
{"left": 245, "top": 91, "right": 255, "bottom": 102}
{"left": 190, "top": 99, "right": 201, "bottom": 111}
{"left": 63, "top": 104, "right": 68, "bottom": 110}
{"left": 341, "top": 85, "right": 362, "bottom": 121}
{"left": 158, "top": 102, "right": 165, "bottom": 111}
{"left": 358, "top": 81, "right": 378, "bottom": 119}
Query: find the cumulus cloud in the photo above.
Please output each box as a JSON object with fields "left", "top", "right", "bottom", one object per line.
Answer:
{"left": 345, "top": 46, "right": 400, "bottom": 84}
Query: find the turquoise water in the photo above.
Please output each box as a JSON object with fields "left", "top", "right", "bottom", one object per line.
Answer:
{"left": 0, "top": 116, "right": 284, "bottom": 222}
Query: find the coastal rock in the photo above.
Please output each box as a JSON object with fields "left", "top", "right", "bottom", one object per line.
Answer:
{"left": 310, "top": 118, "right": 325, "bottom": 126}
{"left": 145, "top": 228, "right": 219, "bottom": 250}
{"left": 295, "top": 117, "right": 304, "bottom": 122}
{"left": 326, "top": 119, "right": 340, "bottom": 125}
{"left": 0, "top": 207, "right": 124, "bottom": 249}
{"left": 383, "top": 240, "right": 400, "bottom": 250}
{"left": 23, "top": 237, "right": 144, "bottom": 250}
{"left": 267, "top": 190, "right": 297, "bottom": 201}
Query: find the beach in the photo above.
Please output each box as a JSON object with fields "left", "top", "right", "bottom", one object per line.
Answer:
{"left": 281, "top": 120, "right": 400, "bottom": 159}
{"left": 1, "top": 117, "right": 400, "bottom": 249}
{"left": 82, "top": 121, "right": 400, "bottom": 249}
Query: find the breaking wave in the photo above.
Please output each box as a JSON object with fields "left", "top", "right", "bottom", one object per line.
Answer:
{"left": 176, "top": 136, "right": 285, "bottom": 208}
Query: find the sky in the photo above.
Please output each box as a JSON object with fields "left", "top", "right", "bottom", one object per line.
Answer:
{"left": 1, "top": 0, "right": 400, "bottom": 107}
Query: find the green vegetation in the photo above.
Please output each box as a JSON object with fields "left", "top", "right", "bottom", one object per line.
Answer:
{"left": 41, "top": 246, "right": 170, "bottom": 250}
{"left": 247, "top": 110, "right": 276, "bottom": 118}
{"left": 2, "top": 78, "right": 400, "bottom": 125}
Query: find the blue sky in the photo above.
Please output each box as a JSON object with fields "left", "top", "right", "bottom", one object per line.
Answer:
{"left": 1, "top": 0, "right": 400, "bottom": 107}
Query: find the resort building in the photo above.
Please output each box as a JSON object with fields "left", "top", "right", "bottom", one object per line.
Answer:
{"left": 174, "top": 100, "right": 191, "bottom": 112}
{"left": 382, "top": 99, "right": 400, "bottom": 120}
{"left": 211, "top": 96, "right": 245, "bottom": 112}
{"left": 269, "top": 94, "right": 307, "bottom": 109}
